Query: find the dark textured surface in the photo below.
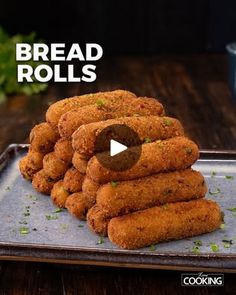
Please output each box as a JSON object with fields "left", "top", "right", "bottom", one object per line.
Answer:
{"left": 0, "top": 55, "right": 236, "bottom": 293}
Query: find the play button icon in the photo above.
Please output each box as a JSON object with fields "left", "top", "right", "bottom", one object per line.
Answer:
{"left": 95, "top": 124, "right": 142, "bottom": 172}
{"left": 110, "top": 139, "right": 127, "bottom": 156}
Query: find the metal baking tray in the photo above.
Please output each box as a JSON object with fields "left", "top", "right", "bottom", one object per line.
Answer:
{"left": 0, "top": 144, "right": 236, "bottom": 272}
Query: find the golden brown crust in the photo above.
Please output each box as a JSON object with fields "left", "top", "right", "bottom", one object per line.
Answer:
{"left": 59, "top": 97, "right": 165, "bottom": 138}
{"left": 63, "top": 167, "right": 84, "bottom": 193}
{"left": 72, "top": 116, "right": 183, "bottom": 157}
{"left": 54, "top": 138, "right": 74, "bottom": 164}
{"left": 43, "top": 152, "right": 69, "bottom": 180}
{"left": 46, "top": 90, "right": 137, "bottom": 129}
{"left": 32, "top": 169, "right": 56, "bottom": 195}
{"left": 65, "top": 192, "right": 94, "bottom": 220}
{"left": 87, "top": 205, "right": 109, "bottom": 236}
{"left": 50, "top": 180, "right": 70, "bottom": 208}
{"left": 72, "top": 152, "right": 89, "bottom": 174}
{"left": 108, "top": 199, "right": 222, "bottom": 249}
{"left": 97, "top": 169, "right": 207, "bottom": 216}
{"left": 87, "top": 136, "right": 199, "bottom": 184}
{"left": 29, "top": 122, "right": 59, "bottom": 153}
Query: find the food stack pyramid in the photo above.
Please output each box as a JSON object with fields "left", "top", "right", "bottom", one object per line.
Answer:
{"left": 19, "top": 90, "right": 221, "bottom": 249}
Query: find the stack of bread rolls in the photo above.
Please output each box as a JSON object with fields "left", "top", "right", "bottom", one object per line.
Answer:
{"left": 19, "top": 90, "right": 221, "bottom": 249}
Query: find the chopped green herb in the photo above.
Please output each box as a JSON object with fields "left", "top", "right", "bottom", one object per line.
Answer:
{"left": 149, "top": 244, "right": 155, "bottom": 251}
{"left": 23, "top": 212, "right": 30, "bottom": 217}
{"left": 225, "top": 175, "right": 234, "bottom": 180}
{"left": 32, "top": 228, "right": 37, "bottom": 231}
{"left": 19, "top": 227, "right": 29, "bottom": 235}
{"left": 45, "top": 215, "right": 58, "bottom": 220}
{"left": 163, "top": 118, "right": 172, "bottom": 126}
{"left": 222, "top": 239, "right": 234, "bottom": 245}
{"left": 220, "top": 223, "right": 225, "bottom": 230}
{"left": 78, "top": 224, "right": 84, "bottom": 228}
{"left": 211, "top": 171, "right": 216, "bottom": 177}
{"left": 19, "top": 220, "right": 28, "bottom": 225}
{"left": 191, "top": 246, "right": 200, "bottom": 254}
{"left": 25, "top": 206, "right": 30, "bottom": 209}
{"left": 193, "top": 240, "right": 202, "bottom": 246}
{"left": 144, "top": 137, "right": 152, "bottom": 143}
{"left": 227, "top": 208, "right": 236, "bottom": 212}
{"left": 223, "top": 243, "right": 231, "bottom": 248}
{"left": 5, "top": 186, "right": 10, "bottom": 191}
{"left": 110, "top": 181, "right": 119, "bottom": 188}
{"left": 60, "top": 224, "right": 69, "bottom": 231}
{"left": 96, "top": 237, "right": 104, "bottom": 245}
{"left": 210, "top": 243, "right": 219, "bottom": 252}
{"left": 54, "top": 208, "right": 62, "bottom": 213}
{"left": 96, "top": 99, "right": 105, "bottom": 107}
{"left": 209, "top": 188, "right": 221, "bottom": 195}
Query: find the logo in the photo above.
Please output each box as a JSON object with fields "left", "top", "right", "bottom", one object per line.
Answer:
{"left": 181, "top": 272, "right": 224, "bottom": 287}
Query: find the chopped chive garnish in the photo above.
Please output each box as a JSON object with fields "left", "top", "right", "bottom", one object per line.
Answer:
{"left": 19, "top": 227, "right": 29, "bottom": 235}
{"left": 193, "top": 240, "right": 202, "bottom": 246}
{"left": 220, "top": 223, "right": 225, "bottom": 230}
{"left": 209, "top": 188, "right": 221, "bottom": 195}
{"left": 96, "top": 237, "right": 104, "bottom": 245}
{"left": 110, "top": 181, "right": 119, "bottom": 188}
{"left": 96, "top": 100, "right": 105, "bottom": 107}
{"left": 191, "top": 246, "right": 200, "bottom": 254}
{"left": 54, "top": 208, "right": 62, "bottom": 213}
{"left": 211, "top": 171, "right": 216, "bottom": 177}
{"left": 225, "top": 175, "right": 234, "bottom": 180}
{"left": 5, "top": 186, "right": 10, "bottom": 191}
{"left": 227, "top": 208, "right": 236, "bottom": 212}
{"left": 222, "top": 239, "right": 234, "bottom": 245}
{"left": 149, "top": 244, "right": 155, "bottom": 251}
{"left": 144, "top": 137, "right": 152, "bottom": 143}
{"left": 45, "top": 215, "right": 58, "bottom": 220}
{"left": 23, "top": 212, "right": 30, "bottom": 217}
{"left": 210, "top": 243, "right": 219, "bottom": 252}
{"left": 163, "top": 118, "right": 172, "bottom": 126}
{"left": 223, "top": 243, "right": 230, "bottom": 248}
{"left": 78, "top": 224, "right": 84, "bottom": 228}
{"left": 29, "top": 195, "right": 38, "bottom": 201}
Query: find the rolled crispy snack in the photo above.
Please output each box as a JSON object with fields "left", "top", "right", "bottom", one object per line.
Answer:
{"left": 54, "top": 138, "right": 74, "bottom": 164}
{"left": 51, "top": 180, "right": 70, "bottom": 208}
{"left": 87, "top": 136, "right": 199, "bottom": 184}
{"left": 72, "top": 152, "right": 89, "bottom": 174}
{"left": 65, "top": 192, "right": 95, "bottom": 220}
{"left": 43, "top": 152, "right": 69, "bottom": 180}
{"left": 97, "top": 169, "right": 206, "bottom": 216}
{"left": 32, "top": 169, "right": 56, "bottom": 195}
{"left": 87, "top": 205, "right": 109, "bottom": 236}
{"left": 59, "top": 97, "right": 165, "bottom": 138}
{"left": 63, "top": 167, "right": 84, "bottom": 193}
{"left": 46, "top": 90, "right": 137, "bottom": 129}
{"left": 30, "top": 122, "right": 59, "bottom": 153}
{"left": 82, "top": 176, "right": 100, "bottom": 200}
{"left": 73, "top": 116, "right": 183, "bottom": 156}
{"left": 108, "top": 199, "right": 222, "bottom": 249}
{"left": 19, "top": 149, "right": 44, "bottom": 180}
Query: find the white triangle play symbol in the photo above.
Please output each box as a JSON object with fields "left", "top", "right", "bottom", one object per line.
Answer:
{"left": 110, "top": 139, "right": 128, "bottom": 156}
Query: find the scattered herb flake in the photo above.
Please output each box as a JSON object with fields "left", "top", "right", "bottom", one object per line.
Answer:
{"left": 19, "top": 220, "right": 28, "bottom": 225}
{"left": 210, "top": 243, "right": 219, "bottom": 252}
{"left": 78, "top": 224, "right": 84, "bottom": 228}
{"left": 163, "top": 118, "right": 172, "bottom": 126}
{"left": 149, "top": 245, "right": 155, "bottom": 251}
{"left": 96, "top": 237, "right": 104, "bottom": 245}
{"left": 162, "top": 204, "right": 169, "bottom": 210}
{"left": 222, "top": 239, "right": 234, "bottom": 245}
{"left": 209, "top": 188, "right": 221, "bottom": 195}
{"left": 19, "top": 227, "right": 29, "bottom": 235}
{"left": 227, "top": 208, "right": 236, "bottom": 212}
{"left": 211, "top": 171, "right": 216, "bottom": 177}
{"left": 185, "top": 147, "right": 192, "bottom": 155}
{"left": 96, "top": 99, "right": 105, "bottom": 107}
{"left": 5, "top": 186, "right": 10, "bottom": 191}
{"left": 191, "top": 246, "right": 200, "bottom": 254}
{"left": 110, "top": 181, "right": 118, "bottom": 188}
{"left": 144, "top": 137, "right": 152, "bottom": 143}
{"left": 23, "top": 212, "right": 30, "bottom": 217}
{"left": 223, "top": 243, "right": 231, "bottom": 248}
{"left": 29, "top": 195, "right": 38, "bottom": 201}
{"left": 32, "top": 228, "right": 37, "bottom": 231}
{"left": 220, "top": 223, "right": 225, "bottom": 230}
{"left": 225, "top": 175, "right": 234, "bottom": 180}
{"left": 54, "top": 208, "right": 62, "bottom": 213}
{"left": 45, "top": 215, "right": 58, "bottom": 220}
{"left": 193, "top": 240, "right": 202, "bottom": 246}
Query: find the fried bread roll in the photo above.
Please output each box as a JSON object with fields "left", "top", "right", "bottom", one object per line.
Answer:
{"left": 32, "top": 169, "right": 56, "bottom": 195}
{"left": 63, "top": 167, "right": 84, "bottom": 193}
{"left": 108, "top": 199, "right": 222, "bottom": 249}
{"left": 43, "top": 152, "right": 69, "bottom": 180}
{"left": 54, "top": 138, "right": 74, "bottom": 164}
{"left": 51, "top": 180, "right": 70, "bottom": 208}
